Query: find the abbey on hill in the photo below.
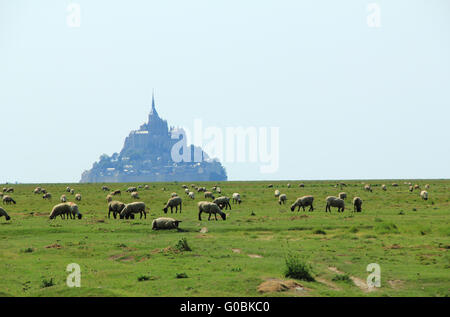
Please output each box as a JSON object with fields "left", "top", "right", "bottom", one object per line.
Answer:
{"left": 80, "top": 95, "right": 227, "bottom": 183}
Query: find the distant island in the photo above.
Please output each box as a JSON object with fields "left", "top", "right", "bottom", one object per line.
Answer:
{"left": 80, "top": 95, "right": 227, "bottom": 183}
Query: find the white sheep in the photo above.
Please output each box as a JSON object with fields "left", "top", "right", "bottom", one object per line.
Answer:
{"left": 204, "top": 191, "right": 215, "bottom": 199}
{"left": 108, "top": 201, "right": 126, "bottom": 219}
{"left": 2, "top": 195, "right": 16, "bottom": 205}
{"left": 198, "top": 201, "right": 226, "bottom": 221}
{"left": 49, "top": 202, "right": 82, "bottom": 220}
{"left": 163, "top": 196, "right": 182, "bottom": 214}
{"left": 278, "top": 194, "right": 287, "bottom": 205}
{"left": 325, "top": 196, "right": 345, "bottom": 212}
{"left": 60, "top": 195, "right": 67, "bottom": 203}
{"left": 75, "top": 193, "right": 82, "bottom": 201}
{"left": 152, "top": 217, "right": 182, "bottom": 230}
{"left": 120, "top": 202, "right": 147, "bottom": 219}
{"left": 171, "top": 192, "right": 178, "bottom": 198}
{"left": 338, "top": 192, "right": 347, "bottom": 200}
{"left": 232, "top": 193, "right": 241, "bottom": 204}
{"left": 420, "top": 190, "right": 428, "bottom": 201}
{"left": 188, "top": 192, "right": 195, "bottom": 200}
{"left": 364, "top": 184, "right": 372, "bottom": 192}
{"left": 290, "top": 196, "right": 314, "bottom": 212}
{"left": 274, "top": 189, "right": 280, "bottom": 197}
{"left": 213, "top": 196, "right": 231, "bottom": 210}
{"left": 131, "top": 192, "right": 140, "bottom": 199}
{"left": 381, "top": 184, "right": 387, "bottom": 191}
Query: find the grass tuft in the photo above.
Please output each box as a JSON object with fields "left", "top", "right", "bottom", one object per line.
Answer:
{"left": 284, "top": 252, "right": 315, "bottom": 282}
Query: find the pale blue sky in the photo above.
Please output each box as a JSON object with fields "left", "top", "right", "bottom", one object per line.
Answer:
{"left": 0, "top": 0, "right": 449, "bottom": 183}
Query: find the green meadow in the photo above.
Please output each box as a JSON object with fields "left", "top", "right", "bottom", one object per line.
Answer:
{"left": 0, "top": 180, "right": 448, "bottom": 297}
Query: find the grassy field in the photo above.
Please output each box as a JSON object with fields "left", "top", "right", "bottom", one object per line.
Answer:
{"left": 0, "top": 180, "right": 449, "bottom": 297}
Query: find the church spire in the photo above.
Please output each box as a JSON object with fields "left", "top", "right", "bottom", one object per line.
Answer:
{"left": 149, "top": 90, "right": 159, "bottom": 118}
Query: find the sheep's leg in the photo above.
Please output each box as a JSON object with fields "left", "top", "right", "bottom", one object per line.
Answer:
{"left": 208, "top": 213, "right": 212, "bottom": 221}
{"left": 180, "top": 204, "right": 182, "bottom": 213}
{"left": 198, "top": 211, "right": 202, "bottom": 221}
{"left": 310, "top": 204, "right": 314, "bottom": 212}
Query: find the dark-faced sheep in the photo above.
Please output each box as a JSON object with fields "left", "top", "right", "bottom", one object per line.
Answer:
{"left": 420, "top": 190, "right": 428, "bottom": 201}
{"left": 213, "top": 196, "right": 231, "bottom": 210}
{"left": 274, "top": 190, "right": 280, "bottom": 197}
{"left": 278, "top": 194, "right": 287, "bottom": 205}
{"left": 49, "top": 202, "right": 82, "bottom": 220}
{"left": 232, "top": 193, "right": 241, "bottom": 204}
{"left": 353, "top": 197, "right": 363, "bottom": 212}
{"left": 131, "top": 192, "right": 140, "bottom": 199}
{"left": 0, "top": 207, "right": 11, "bottom": 221}
{"left": 102, "top": 186, "right": 110, "bottom": 192}
{"left": 111, "top": 190, "right": 121, "bottom": 196}
{"left": 290, "top": 196, "right": 314, "bottom": 212}
{"left": 126, "top": 187, "right": 138, "bottom": 193}
{"left": 2, "top": 195, "right": 16, "bottom": 205}
{"left": 204, "top": 192, "right": 215, "bottom": 199}
{"left": 188, "top": 192, "right": 195, "bottom": 200}
{"left": 152, "top": 217, "right": 182, "bottom": 230}
{"left": 325, "top": 196, "right": 345, "bottom": 212}
{"left": 338, "top": 192, "right": 347, "bottom": 200}
{"left": 43, "top": 193, "right": 52, "bottom": 200}
{"left": 108, "top": 201, "right": 126, "bottom": 219}
{"left": 75, "top": 194, "right": 81, "bottom": 201}
{"left": 163, "top": 196, "right": 182, "bottom": 214}
{"left": 60, "top": 195, "right": 67, "bottom": 203}
{"left": 198, "top": 201, "right": 226, "bottom": 221}
{"left": 364, "top": 184, "right": 372, "bottom": 192}
{"left": 120, "top": 202, "right": 146, "bottom": 219}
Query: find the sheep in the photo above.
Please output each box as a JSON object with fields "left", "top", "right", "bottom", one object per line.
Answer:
{"left": 66, "top": 187, "right": 71, "bottom": 192}
{"left": 188, "top": 192, "right": 195, "bottom": 200}
{"left": 420, "top": 190, "right": 428, "bottom": 201}
{"left": 197, "top": 187, "right": 206, "bottom": 193}
{"left": 353, "top": 197, "right": 363, "bottom": 212}
{"left": 126, "top": 187, "right": 138, "bottom": 193}
{"left": 33, "top": 187, "right": 42, "bottom": 194}
{"left": 274, "top": 190, "right": 281, "bottom": 197}
{"left": 182, "top": 185, "right": 188, "bottom": 189}
{"left": 42, "top": 193, "right": 52, "bottom": 200}
{"left": 425, "top": 184, "right": 430, "bottom": 189}
{"left": 338, "top": 192, "right": 347, "bottom": 200}
{"left": 120, "top": 202, "right": 147, "bottom": 219}
{"left": 278, "top": 194, "right": 287, "bottom": 205}
{"left": 41, "top": 188, "right": 47, "bottom": 194}
{"left": 102, "top": 186, "right": 110, "bottom": 192}
{"left": 75, "top": 194, "right": 81, "bottom": 201}
{"left": 106, "top": 194, "right": 113, "bottom": 203}
{"left": 2, "top": 188, "right": 6, "bottom": 192}
{"left": 287, "top": 183, "right": 291, "bottom": 188}
{"left": 213, "top": 196, "right": 231, "bottom": 210}
{"left": 152, "top": 217, "right": 182, "bottom": 230}
{"left": 184, "top": 188, "right": 190, "bottom": 195}
{"left": 70, "top": 189, "right": 75, "bottom": 195}
{"left": 2, "top": 195, "right": 16, "bottom": 205}
{"left": 290, "top": 196, "right": 314, "bottom": 212}
{"left": 0, "top": 207, "right": 11, "bottom": 221}
{"left": 163, "top": 196, "right": 182, "bottom": 214}
{"left": 60, "top": 195, "right": 67, "bottom": 203}
{"left": 299, "top": 183, "right": 305, "bottom": 188}
{"left": 204, "top": 191, "right": 215, "bottom": 199}
{"left": 171, "top": 192, "right": 178, "bottom": 198}
{"left": 216, "top": 187, "right": 222, "bottom": 194}
{"left": 108, "top": 201, "right": 126, "bottom": 219}
{"left": 6, "top": 188, "right": 14, "bottom": 193}
{"left": 409, "top": 185, "right": 413, "bottom": 192}
{"left": 144, "top": 185, "right": 149, "bottom": 190}
{"left": 364, "top": 184, "right": 372, "bottom": 192}
{"left": 131, "top": 192, "right": 140, "bottom": 199}
{"left": 232, "top": 193, "right": 241, "bottom": 204}
{"left": 111, "top": 190, "right": 121, "bottom": 196}
{"left": 381, "top": 184, "right": 387, "bottom": 191}
{"left": 49, "top": 202, "right": 82, "bottom": 220}
{"left": 414, "top": 184, "right": 420, "bottom": 190}
{"left": 268, "top": 184, "right": 273, "bottom": 188}
{"left": 325, "top": 196, "right": 345, "bottom": 212}
{"left": 392, "top": 183, "right": 399, "bottom": 187}
{"left": 198, "top": 201, "right": 226, "bottom": 221}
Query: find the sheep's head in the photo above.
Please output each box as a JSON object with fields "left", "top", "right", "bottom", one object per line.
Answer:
{"left": 163, "top": 207, "right": 168, "bottom": 213}
{"left": 290, "top": 205, "right": 295, "bottom": 212}
{"left": 220, "top": 213, "right": 226, "bottom": 220}
{"left": 5, "top": 215, "right": 10, "bottom": 221}
{"left": 77, "top": 213, "right": 82, "bottom": 219}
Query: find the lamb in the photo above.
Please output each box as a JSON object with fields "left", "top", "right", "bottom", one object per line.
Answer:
{"left": 188, "top": 192, "right": 195, "bottom": 200}
{"left": 75, "top": 194, "right": 82, "bottom": 201}
{"left": 60, "top": 195, "right": 67, "bottom": 203}
{"left": 106, "top": 194, "right": 113, "bottom": 203}
{"left": 163, "top": 196, "right": 182, "bottom": 214}
{"left": 274, "top": 190, "right": 281, "bottom": 197}
{"left": 268, "top": 184, "right": 273, "bottom": 188}
{"left": 43, "top": 193, "right": 52, "bottom": 200}
{"left": 49, "top": 202, "right": 82, "bottom": 220}
{"left": 278, "top": 194, "right": 287, "bottom": 205}
{"left": 131, "top": 192, "right": 140, "bottom": 199}
{"left": 364, "top": 184, "right": 372, "bottom": 192}
{"left": 198, "top": 201, "right": 226, "bottom": 221}
{"left": 126, "top": 187, "right": 138, "bottom": 193}
{"left": 232, "top": 193, "right": 241, "bottom": 204}
{"left": 338, "top": 192, "right": 347, "bottom": 200}
{"left": 2, "top": 196, "right": 16, "bottom": 205}
{"left": 108, "top": 201, "right": 126, "bottom": 219}
{"left": 216, "top": 187, "right": 222, "bottom": 194}
{"left": 353, "top": 197, "right": 363, "bottom": 212}
{"left": 290, "top": 196, "right": 314, "bottom": 212}
{"left": 420, "top": 190, "right": 428, "bottom": 201}
{"left": 213, "top": 196, "right": 232, "bottom": 210}
{"left": 120, "top": 202, "right": 147, "bottom": 219}
{"left": 204, "top": 191, "right": 215, "bottom": 199}
{"left": 41, "top": 188, "right": 47, "bottom": 194}
{"left": 381, "top": 184, "right": 387, "bottom": 191}
{"left": 325, "top": 196, "right": 345, "bottom": 212}
{"left": 0, "top": 207, "right": 11, "bottom": 221}
{"left": 152, "top": 217, "right": 182, "bottom": 230}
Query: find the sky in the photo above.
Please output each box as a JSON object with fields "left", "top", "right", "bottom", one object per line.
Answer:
{"left": 0, "top": 0, "right": 449, "bottom": 183}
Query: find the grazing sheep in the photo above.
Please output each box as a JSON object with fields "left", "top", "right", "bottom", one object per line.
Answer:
{"left": 126, "top": 187, "right": 138, "bottom": 193}
{"left": 414, "top": 184, "right": 420, "bottom": 190}
{"left": 420, "top": 190, "right": 428, "bottom": 201}
{"left": 41, "top": 189, "right": 47, "bottom": 194}
{"left": 364, "top": 184, "right": 372, "bottom": 192}
{"left": 299, "top": 183, "right": 305, "bottom": 188}
{"left": 108, "top": 201, "right": 126, "bottom": 219}
{"left": 2, "top": 195, "right": 15, "bottom": 205}
{"left": 171, "top": 192, "right": 178, "bottom": 198}
{"left": 274, "top": 190, "right": 281, "bottom": 197}
{"left": 338, "top": 192, "right": 347, "bottom": 200}
{"left": 197, "top": 187, "right": 206, "bottom": 193}
{"left": 102, "top": 186, "right": 110, "bottom": 192}
{"left": 106, "top": 194, "right": 113, "bottom": 203}
{"left": 120, "top": 202, "right": 146, "bottom": 219}
{"left": 2, "top": 188, "right": 6, "bottom": 193}
{"left": 198, "top": 201, "right": 226, "bottom": 221}
{"left": 131, "top": 192, "right": 140, "bottom": 199}
{"left": 42, "top": 193, "right": 52, "bottom": 200}
{"left": 425, "top": 184, "right": 430, "bottom": 189}
{"left": 353, "top": 197, "right": 363, "bottom": 212}
{"left": 182, "top": 185, "right": 188, "bottom": 189}
{"left": 75, "top": 194, "right": 81, "bottom": 201}
{"left": 152, "top": 217, "right": 182, "bottom": 230}
{"left": 232, "top": 193, "right": 241, "bottom": 204}
{"left": 278, "top": 194, "right": 287, "bottom": 205}
{"left": 290, "top": 196, "right": 314, "bottom": 212}
{"left": 409, "top": 185, "right": 414, "bottom": 192}
{"left": 144, "top": 185, "right": 149, "bottom": 190}
{"left": 325, "top": 196, "right": 345, "bottom": 212}
{"left": 204, "top": 192, "right": 215, "bottom": 199}
{"left": 287, "top": 183, "right": 291, "bottom": 188}
{"left": 392, "top": 183, "right": 399, "bottom": 187}
{"left": 163, "top": 196, "right": 182, "bottom": 214}
{"left": 33, "top": 187, "right": 42, "bottom": 194}
{"left": 268, "top": 184, "right": 273, "bottom": 188}
{"left": 60, "top": 195, "right": 67, "bottom": 203}
{"left": 6, "top": 188, "right": 14, "bottom": 193}
{"left": 70, "top": 189, "right": 75, "bottom": 195}
{"left": 185, "top": 188, "right": 190, "bottom": 195}
{"left": 213, "top": 196, "right": 231, "bottom": 210}
{"left": 216, "top": 187, "right": 222, "bottom": 194}
{"left": 381, "top": 184, "right": 387, "bottom": 191}
{"left": 111, "top": 190, "right": 121, "bottom": 196}
{"left": 0, "top": 207, "right": 11, "bottom": 221}
{"left": 66, "top": 187, "right": 71, "bottom": 192}
{"left": 188, "top": 192, "right": 195, "bottom": 200}
{"left": 49, "top": 202, "right": 82, "bottom": 220}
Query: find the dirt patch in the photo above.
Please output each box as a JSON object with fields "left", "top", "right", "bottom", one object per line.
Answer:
{"left": 248, "top": 254, "right": 263, "bottom": 258}
{"left": 328, "top": 267, "right": 376, "bottom": 293}
{"left": 257, "top": 279, "right": 305, "bottom": 294}
{"left": 290, "top": 215, "right": 309, "bottom": 220}
{"left": 232, "top": 248, "right": 242, "bottom": 253}
{"left": 151, "top": 246, "right": 180, "bottom": 254}
{"left": 109, "top": 254, "right": 135, "bottom": 261}
{"left": 45, "top": 243, "right": 62, "bottom": 249}
{"left": 200, "top": 227, "right": 208, "bottom": 233}
{"left": 195, "top": 234, "right": 212, "bottom": 239}
{"left": 388, "top": 280, "right": 404, "bottom": 289}
{"left": 384, "top": 244, "right": 402, "bottom": 250}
